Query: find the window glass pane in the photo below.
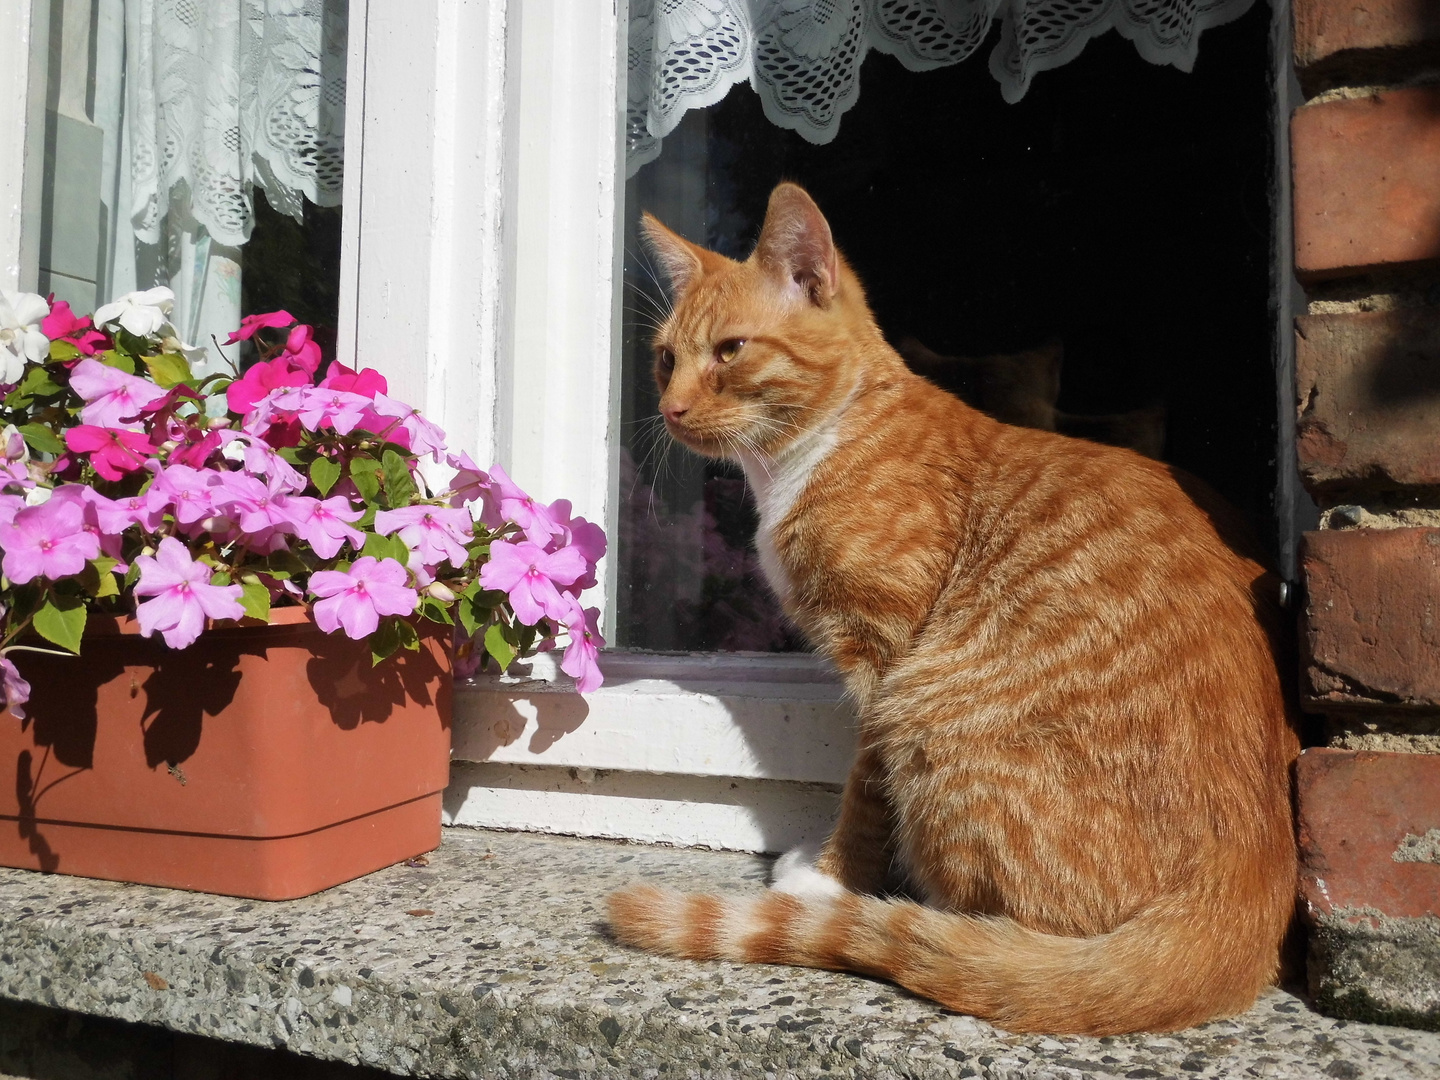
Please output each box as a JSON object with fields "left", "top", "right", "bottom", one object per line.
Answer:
{"left": 31, "top": 0, "right": 346, "bottom": 372}
{"left": 616, "top": 4, "right": 1275, "bottom": 653}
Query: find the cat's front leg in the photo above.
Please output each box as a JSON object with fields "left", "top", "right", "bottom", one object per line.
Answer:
{"left": 773, "top": 744, "right": 895, "bottom": 898}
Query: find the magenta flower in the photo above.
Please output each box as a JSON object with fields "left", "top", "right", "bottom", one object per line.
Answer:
{"left": 133, "top": 537, "right": 245, "bottom": 649}
{"left": 288, "top": 495, "right": 364, "bottom": 559}
{"left": 373, "top": 505, "right": 474, "bottom": 569}
{"left": 559, "top": 602, "right": 604, "bottom": 693}
{"left": 478, "top": 538, "right": 587, "bottom": 626}
{"left": 0, "top": 488, "right": 102, "bottom": 584}
{"left": 223, "top": 309, "right": 294, "bottom": 344}
{"left": 488, "top": 464, "right": 563, "bottom": 544}
{"left": 280, "top": 324, "right": 322, "bottom": 375}
{"left": 320, "top": 361, "right": 387, "bottom": 399}
{"left": 64, "top": 425, "right": 154, "bottom": 481}
{"left": 1, "top": 656, "right": 31, "bottom": 719}
{"left": 308, "top": 556, "right": 418, "bottom": 639}
{"left": 41, "top": 301, "right": 107, "bottom": 356}
{"left": 68, "top": 358, "right": 169, "bottom": 429}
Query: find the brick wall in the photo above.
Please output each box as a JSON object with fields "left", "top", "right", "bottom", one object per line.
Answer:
{"left": 1290, "top": 0, "right": 1440, "bottom": 1032}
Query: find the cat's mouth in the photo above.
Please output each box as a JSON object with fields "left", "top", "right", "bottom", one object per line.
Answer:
{"left": 663, "top": 416, "right": 735, "bottom": 459}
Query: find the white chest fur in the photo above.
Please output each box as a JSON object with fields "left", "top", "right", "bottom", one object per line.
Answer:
{"left": 736, "top": 420, "right": 840, "bottom": 606}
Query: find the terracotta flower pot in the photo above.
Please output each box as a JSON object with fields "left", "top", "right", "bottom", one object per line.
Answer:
{"left": 0, "top": 607, "right": 452, "bottom": 900}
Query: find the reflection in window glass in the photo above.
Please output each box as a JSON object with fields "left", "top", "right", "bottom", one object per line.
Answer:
{"left": 33, "top": 0, "right": 346, "bottom": 373}
{"left": 616, "top": 4, "right": 1276, "bottom": 653}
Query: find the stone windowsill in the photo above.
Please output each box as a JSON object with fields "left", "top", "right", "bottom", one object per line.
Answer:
{"left": 1, "top": 828, "right": 1438, "bottom": 1079}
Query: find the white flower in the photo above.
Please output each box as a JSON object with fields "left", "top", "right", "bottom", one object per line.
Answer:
{"left": 94, "top": 287, "right": 176, "bottom": 338}
{"left": 0, "top": 289, "right": 51, "bottom": 385}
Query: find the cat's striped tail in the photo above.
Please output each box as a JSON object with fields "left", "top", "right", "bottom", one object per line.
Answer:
{"left": 605, "top": 884, "right": 1280, "bottom": 1035}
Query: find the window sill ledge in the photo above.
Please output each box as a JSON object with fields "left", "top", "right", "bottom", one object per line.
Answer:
{"left": 1, "top": 827, "right": 1422, "bottom": 1079}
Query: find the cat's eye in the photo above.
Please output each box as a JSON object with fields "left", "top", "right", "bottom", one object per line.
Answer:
{"left": 715, "top": 338, "right": 746, "bottom": 363}
{"left": 656, "top": 347, "right": 675, "bottom": 373}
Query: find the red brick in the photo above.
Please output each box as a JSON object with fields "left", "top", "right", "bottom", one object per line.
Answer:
{"left": 1298, "top": 748, "right": 1440, "bottom": 921}
{"left": 1301, "top": 529, "right": 1440, "bottom": 710}
{"left": 1292, "top": 86, "right": 1440, "bottom": 280}
{"left": 1295, "top": 309, "right": 1440, "bottom": 494}
{"left": 1295, "top": 0, "right": 1440, "bottom": 67}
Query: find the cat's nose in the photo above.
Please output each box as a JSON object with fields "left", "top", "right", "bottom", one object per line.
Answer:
{"left": 662, "top": 402, "right": 689, "bottom": 423}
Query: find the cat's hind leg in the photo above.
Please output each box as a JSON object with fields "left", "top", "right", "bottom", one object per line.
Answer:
{"left": 775, "top": 744, "right": 894, "bottom": 897}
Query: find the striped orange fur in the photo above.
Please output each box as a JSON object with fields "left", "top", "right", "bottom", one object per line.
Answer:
{"left": 607, "top": 182, "right": 1299, "bottom": 1035}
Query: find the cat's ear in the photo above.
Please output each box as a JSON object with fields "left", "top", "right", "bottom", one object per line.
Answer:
{"left": 640, "top": 213, "right": 707, "bottom": 297}
{"left": 754, "top": 183, "right": 840, "bottom": 306}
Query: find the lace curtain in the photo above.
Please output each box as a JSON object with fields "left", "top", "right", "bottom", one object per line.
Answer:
{"left": 126, "top": 0, "right": 347, "bottom": 249}
{"left": 626, "top": 0, "right": 1259, "bottom": 175}
{"left": 81, "top": 0, "right": 345, "bottom": 363}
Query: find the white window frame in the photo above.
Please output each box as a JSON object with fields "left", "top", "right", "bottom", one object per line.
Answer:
{"left": 1, "top": 0, "right": 855, "bottom": 853}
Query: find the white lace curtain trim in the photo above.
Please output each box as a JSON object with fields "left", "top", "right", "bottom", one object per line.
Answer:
{"left": 627, "top": 0, "right": 1258, "bottom": 175}
{"left": 126, "top": 0, "right": 347, "bottom": 249}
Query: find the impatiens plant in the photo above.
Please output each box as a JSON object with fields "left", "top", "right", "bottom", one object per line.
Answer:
{"left": 0, "top": 286, "right": 607, "bottom": 720}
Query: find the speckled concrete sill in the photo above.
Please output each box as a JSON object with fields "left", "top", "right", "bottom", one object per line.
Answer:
{"left": 0, "top": 829, "right": 1437, "bottom": 1079}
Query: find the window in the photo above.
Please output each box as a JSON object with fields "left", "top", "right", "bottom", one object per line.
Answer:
{"left": 2, "top": 0, "right": 1309, "bottom": 854}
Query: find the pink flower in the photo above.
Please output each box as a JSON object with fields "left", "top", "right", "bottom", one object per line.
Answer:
{"left": 207, "top": 471, "right": 300, "bottom": 538}
{"left": 1, "top": 656, "right": 31, "bottom": 719}
{"left": 288, "top": 495, "right": 365, "bottom": 559}
{"left": 226, "top": 355, "right": 310, "bottom": 415}
{"left": 69, "top": 358, "right": 170, "bottom": 429}
{"left": 145, "top": 463, "right": 218, "bottom": 524}
{"left": 559, "top": 603, "right": 604, "bottom": 693}
{"left": 217, "top": 432, "right": 307, "bottom": 492}
{"left": 367, "top": 393, "right": 447, "bottom": 459}
{"left": 546, "top": 499, "right": 607, "bottom": 592}
{"left": 275, "top": 387, "right": 373, "bottom": 435}
{"left": 0, "top": 487, "right": 102, "bottom": 583}
{"left": 373, "top": 505, "right": 474, "bottom": 569}
{"left": 41, "top": 301, "right": 107, "bottom": 356}
{"left": 133, "top": 536, "right": 245, "bottom": 649}
{"left": 0, "top": 494, "right": 25, "bottom": 528}
{"left": 445, "top": 451, "right": 501, "bottom": 523}
{"left": 488, "top": 464, "right": 563, "bottom": 544}
{"left": 478, "top": 538, "right": 587, "bottom": 626}
{"left": 64, "top": 425, "right": 154, "bottom": 480}
{"left": 308, "top": 556, "right": 418, "bottom": 639}
{"left": 224, "top": 310, "right": 294, "bottom": 344}
{"left": 320, "top": 361, "right": 387, "bottom": 399}
{"left": 84, "top": 489, "right": 164, "bottom": 534}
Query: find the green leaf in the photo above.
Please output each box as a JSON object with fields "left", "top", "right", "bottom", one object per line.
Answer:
{"left": 484, "top": 622, "right": 517, "bottom": 672}
{"left": 349, "top": 455, "right": 381, "bottom": 502}
{"left": 418, "top": 596, "right": 454, "bottom": 625}
{"left": 239, "top": 581, "right": 271, "bottom": 622}
{"left": 144, "top": 352, "right": 193, "bottom": 388}
{"left": 369, "top": 617, "right": 403, "bottom": 666}
{"left": 90, "top": 557, "right": 120, "bottom": 599}
{"left": 457, "top": 596, "right": 481, "bottom": 638}
{"left": 396, "top": 618, "right": 420, "bottom": 652}
{"left": 310, "top": 455, "right": 341, "bottom": 497}
{"left": 516, "top": 621, "right": 538, "bottom": 656}
{"left": 276, "top": 446, "right": 305, "bottom": 465}
{"left": 99, "top": 349, "right": 136, "bottom": 374}
{"left": 17, "top": 367, "right": 62, "bottom": 398}
{"left": 361, "top": 532, "right": 409, "bottom": 565}
{"left": 209, "top": 569, "right": 233, "bottom": 587}
{"left": 18, "top": 423, "right": 64, "bottom": 455}
{"left": 381, "top": 449, "right": 417, "bottom": 508}
{"left": 33, "top": 594, "right": 86, "bottom": 654}
{"left": 47, "top": 340, "right": 80, "bottom": 362}
{"left": 265, "top": 551, "right": 308, "bottom": 580}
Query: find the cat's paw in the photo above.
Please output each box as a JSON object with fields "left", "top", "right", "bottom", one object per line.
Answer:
{"left": 770, "top": 843, "right": 846, "bottom": 899}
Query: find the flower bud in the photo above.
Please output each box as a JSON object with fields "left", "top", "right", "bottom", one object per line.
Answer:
{"left": 424, "top": 581, "right": 456, "bottom": 604}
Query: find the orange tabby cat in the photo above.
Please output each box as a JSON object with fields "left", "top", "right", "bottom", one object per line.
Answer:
{"left": 607, "top": 183, "right": 1298, "bottom": 1035}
